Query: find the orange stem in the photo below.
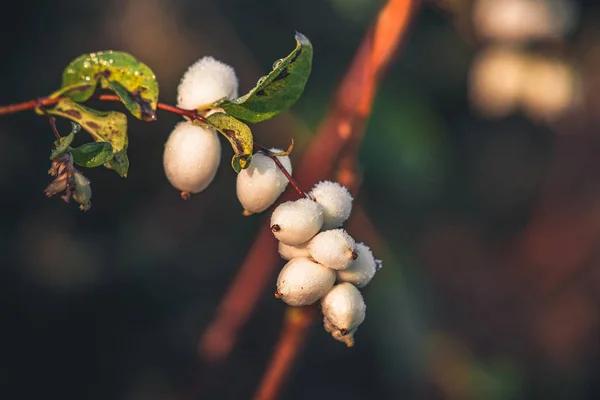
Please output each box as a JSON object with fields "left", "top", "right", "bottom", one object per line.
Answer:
{"left": 0, "top": 94, "right": 208, "bottom": 123}
{"left": 253, "top": 306, "right": 318, "bottom": 400}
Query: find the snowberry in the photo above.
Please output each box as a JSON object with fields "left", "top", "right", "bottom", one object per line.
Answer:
{"left": 177, "top": 56, "right": 239, "bottom": 110}
{"left": 321, "top": 282, "right": 366, "bottom": 347}
{"left": 336, "top": 242, "right": 380, "bottom": 288}
{"left": 278, "top": 241, "right": 310, "bottom": 261}
{"left": 270, "top": 198, "right": 324, "bottom": 245}
{"left": 236, "top": 149, "right": 292, "bottom": 214}
{"left": 163, "top": 121, "right": 221, "bottom": 195}
{"left": 308, "top": 229, "right": 357, "bottom": 270}
{"left": 309, "top": 180, "right": 353, "bottom": 230}
{"left": 275, "top": 257, "right": 336, "bottom": 306}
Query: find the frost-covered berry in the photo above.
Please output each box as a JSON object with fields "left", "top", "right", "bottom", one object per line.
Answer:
{"left": 336, "top": 242, "right": 380, "bottom": 288}
{"left": 309, "top": 181, "right": 353, "bottom": 230}
{"left": 236, "top": 149, "right": 292, "bottom": 214}
{"left": 321, "top": 282, "right": 366, "bottom": 347}
{"left": 177, "top": 56, "right": 239, "bottom": 110}
{"left": 275, "top": 257, "right": 336, "bottom": 306}
{"left": 278, "top": 241, "right": 310, "bottom": 261}
{"left": 163, "top": 121, "right": 221, "bottom": 195}
{"left": 270, "top": 198, "right": 324, "bottom": 245}
{"left": 308, "top": 229, "right": 357, "bottom": 270}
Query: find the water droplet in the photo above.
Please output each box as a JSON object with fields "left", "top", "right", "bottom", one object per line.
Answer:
{"left": 256, "top": 76, "right": 267, "bottom": 86}
{"left": 272, "top": 58, "right": 284, "bottom": 69}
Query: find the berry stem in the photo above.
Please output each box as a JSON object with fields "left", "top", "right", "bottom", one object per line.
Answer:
{"left": 36, "top": 102, "right": 61, "bottom": 141}
{"left": 253, "top": 142, "right": 308, "bottom": 199}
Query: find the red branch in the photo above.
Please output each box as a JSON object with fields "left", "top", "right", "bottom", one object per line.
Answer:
{"left": 0, "top": 94, "right": 207, "bottom": 123}
{"left": 253, "top": 306, "right": 318, "bottom": 400}
{"left": 199, "top": 2, "right": 418, "bottom": 399}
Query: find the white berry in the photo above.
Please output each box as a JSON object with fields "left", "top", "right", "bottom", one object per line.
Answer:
{"left": 278, "top": 241, "right": 310, "bottom": 261}
{"left": 270, "top": 198, "right": 324, "bottom": 245}
{"left": 163, "top": 121, "right": 221, "bottom": 194}
{"left": 236, "top": 149, "right": 292, "bottom": 214}
{"left": 336, "top": 242, "right": 379, "bottom": 288}
{"left": 321, "top": 283, "right": 366, "bottom": 347}
{"left": 309, "top": 181, "right": 353, "bottom": 229}
{"left": 308, "top": 229, "right": 357, "bottom": 270}
{"left": 275, "top": 257, "right": 336, "bottom": 306}
{"left": 177, "top": 56, "right": 239, "bottom": 110}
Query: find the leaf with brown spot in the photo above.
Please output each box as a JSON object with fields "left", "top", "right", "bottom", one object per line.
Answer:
{"left": 205, "top": 112, "right": 253, "bottom": 173}
{"left": 52, "top": 51, "right": 159, "bottom": 121}
{"left": 47, "top": 99, "right": 129, "bottom": 177}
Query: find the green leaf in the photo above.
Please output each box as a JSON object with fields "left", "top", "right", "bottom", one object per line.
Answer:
{"left": 47, "top": 98, "right": 129, "bottom": 177}
{"left": 55, "top": 51, "right": 159, "bottom": 121}
{"left": 105, "top": 150, "right": 130, "bottom": 178}
{"left": 217, "top": 32, "right": 312, "bottom": 123}
{"left": 50, "top": 122, "right": 79, "bottom": 160}
{"left": 205, "top": 112, "right": 253, "bottom": 172}
{"left": 71, "top": 142, "right": 114, "bottom": 168}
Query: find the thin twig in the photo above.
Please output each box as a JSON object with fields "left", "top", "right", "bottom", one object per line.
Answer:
{"left": 36, "top": 101, "right": 61, "bottom": 141}
{"left": 253, "top": 142, "right": 308, "bottom": 198}
{"left": 0, "top": 93, "right": 208, "bottom": 123}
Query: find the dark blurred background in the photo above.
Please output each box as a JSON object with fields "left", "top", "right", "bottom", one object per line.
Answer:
{"left": 2, "top": 0, "right": 600, "bottom": 399}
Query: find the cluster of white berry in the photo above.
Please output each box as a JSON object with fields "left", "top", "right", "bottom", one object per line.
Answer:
{"left": 162, "top": 55, "right": 381, "bottom": 346}
{"left": 271, "top": 181, "right": 382, "bottom": 347}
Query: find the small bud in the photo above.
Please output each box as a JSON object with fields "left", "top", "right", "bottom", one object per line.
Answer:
{"left": 276, "top": 257, "right": 336, "bottom": 306}
{"left": 278, "top": 241, "right": 311, "bottom": 261}
{"left": 163, "top": 121, "right": 221, "bottom": 195}
{"left": 336, "top": 242, "right": 379, "bottom": 288}
{"left": 177, "top": 56, "right": 239, "bottom": 110}
{"left": 321, "top": 283, "right": 366, "bottom": 346}
{"left": 270, "top": 198, "right": 324, "bottom": 245}
{"left": 309, "top": 181, "right": 353, "bottom": 230}
{"left": 308, "top": 229, "right": 356, "bottom": 270}
{"left": 72, "top": 171, "right": 92, "bottom": 211}
{"left": 236, "top": 149, "right": 292, "bottom": 214}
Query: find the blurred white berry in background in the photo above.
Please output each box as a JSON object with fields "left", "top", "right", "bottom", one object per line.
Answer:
{"left": 236, "top": 149, "right": 292, "bottom": 214}
{"left": 321, "top": 282, "right": 366, "bottom": 347}
{"left": 270, "top": 198, "right": 324, "bottom": 245}
{"left": 469, "top": 46, "right": 527, "bottom": 118}
{"left": 177, "top": 56, "right": 239, "bottom": 110}
{"left": 163, "top": 121, "right": 221, "bottom": 195}
{"left": 276, "top": 257, "right": 336, "bottom": 306}
{"left": 309, "top": 180, "right": 353, "bottom": 229}
{"left": 472, "top": 0, "right": 577, "bottom": 43}
{"left": 520, "top": 55, "right": 579, "bottom": 122}
{"left": 308, "top": 229, "right": 357, "bottom": 270}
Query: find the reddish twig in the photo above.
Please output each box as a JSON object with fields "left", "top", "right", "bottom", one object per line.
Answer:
{"left": 36, "top": 100, "right": 61, "bottom": 141}
{"left": 254, "top": 141, "right": 308, "bottom": 198}
{"left": 253, "top": 306, "right": 318, "bottom": 400}
{"left": 0, "top": 93, "right": 208, "bottom": 123}
{"left": 200, "top": 1, "right": 418, "bottom": 399}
